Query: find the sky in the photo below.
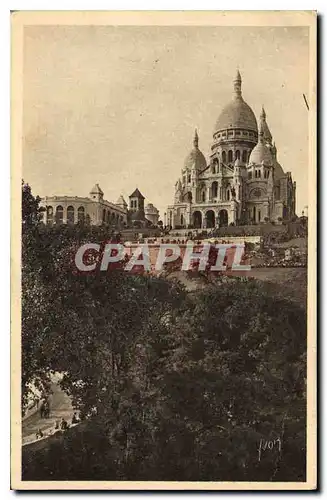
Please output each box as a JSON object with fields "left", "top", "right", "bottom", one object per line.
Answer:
{"left": 23, "top": 25, "right": 309, "bottom": 218}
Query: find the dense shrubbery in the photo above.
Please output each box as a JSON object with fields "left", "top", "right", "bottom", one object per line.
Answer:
{"left": 21, "top": 184, "right": 307, "bottom": 482}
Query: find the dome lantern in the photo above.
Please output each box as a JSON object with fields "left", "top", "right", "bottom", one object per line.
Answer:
{"left": 233, "top": 69, "right": 242, "bottom": 99}
{"left": 193, "top": 128, "right": 199, "bottom": 148}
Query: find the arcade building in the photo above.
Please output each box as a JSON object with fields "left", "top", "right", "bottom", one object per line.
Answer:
{"left": 40, "top": 186, "right": 159, "bottom": 228}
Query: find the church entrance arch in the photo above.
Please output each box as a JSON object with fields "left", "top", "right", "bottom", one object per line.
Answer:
{"left": 193, "top": 211, "right": 202, "bottom": 229}
{"left": 205, "top": 210, "right": 215, "bottom": 229}
{"left": 218, "top": 209, "right": 228, "bottom": 227}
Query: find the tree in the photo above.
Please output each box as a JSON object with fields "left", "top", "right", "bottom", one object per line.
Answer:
{"left": 22, "top": 181, "right": 44, "bottom": 226}
{"left": 23, "top": 273, "right": 306, "bottom": 481}
{"left": 21, "top": 184, "right": 307, "bottom": 482}
{"left": 147, "top": 278, "right": 306, "bottom": 481}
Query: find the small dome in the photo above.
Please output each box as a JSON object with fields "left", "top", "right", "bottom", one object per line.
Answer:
{"left": 184, "top": 148, "right": 207, "bottom": 171}
{"left": 184, "top": 129, "right": 207, "bottom": 171}
{"left": 90, "top": 183, "right": 103, "bottom": 195}
{"left": 249, "top": 117, "right": 273, "bottom": 166}
{"left": 145, "top": 203, "right": 159, "bottom": 214}
{"left": 249, "top": 141, "right": 273, "bottom": 166}
{"left": 116, "top": 195, "right": 127, "bottom": 207}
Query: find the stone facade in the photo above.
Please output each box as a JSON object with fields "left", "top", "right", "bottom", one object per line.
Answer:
{"left": 167, "top": 71, "right": 296, "bottom": 229}
{"left": 40, "top": 184, "right": 128, "bottom": 227}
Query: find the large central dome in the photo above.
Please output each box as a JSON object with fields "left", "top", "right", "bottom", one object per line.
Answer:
{"left": 215, "top": 99, "right": 258, "bottom": 132}
{"left": 214, "top": 71, "right": 258, "bottom": 133}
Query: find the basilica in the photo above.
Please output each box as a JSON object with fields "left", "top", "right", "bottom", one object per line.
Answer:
{"left": 167, "top": 71, "right": 296, "bottom": 229}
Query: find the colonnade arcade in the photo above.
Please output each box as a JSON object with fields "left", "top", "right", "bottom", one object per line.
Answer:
{"left": 192, "top": 209, "right": 229, "bottom": 229}
{"left": 43, "top": 203, "right": 125, "bottom": 226}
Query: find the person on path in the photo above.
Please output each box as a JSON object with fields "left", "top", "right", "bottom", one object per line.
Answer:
{"left": 35, "top": 428, "right": 43, "bottom": 439}
{"left": 60, "top": 417, "right": 69, "bottom": 431}
{"left": 44, "top": 401, "right": 50, "bottom": 418}
{"left": 39, "top": 402, "right": 45, "bottom": 419}
{"left": 71, "top": 412, "right": 79, "bottom": 425}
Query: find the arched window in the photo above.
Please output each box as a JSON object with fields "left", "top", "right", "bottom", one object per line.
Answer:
{"left": 222, "top": 151, "right": 226, "bottom": 163}
{"left": 107, "top": 211, "right": 110, "bottom": 224}
{"left": 202, "top": 191, "right": 206, "bottom": 202}
{"left": 258, "top": 170, "right": 261, "bottom": 178}
{"left": 228, "top": 150, "right": 233, "bottom": 163}
{"left": 67, "top": 206, "right": 74, "bottom": 224}
{"left": 47, "top": 206, "right": 53, "bottom": 225}
{"left": 55, "top": 205, "right": 63, "bottom": 224}
{"left": 227, "top": 190, "right": 230, "bottom": 201}
{"left": 102, "top": 208, "right": 106, "bottom": 223}
{"left": 242, "top": 150, "right": 248, "bottom": 163}
{"left": 248, "top": 171, "right": 252, "bottom": 180}
{"left": 211, "top": 164, "right": 215, "bottom": 174}
{"left": 235, "top": 150, "right": 240, "bottom": 160}
{"left": 181, "top": 214, "right": 184, "bottom": 226}
{"left": 212, "top": 181, "right": 218, "bottom": 198}
{"left": 78, "top": 206, "right": 85, "bottom": 224}
{"left": 188, "top": 174, "right": 191, "bottom": 183}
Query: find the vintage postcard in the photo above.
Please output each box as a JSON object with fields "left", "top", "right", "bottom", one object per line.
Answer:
{"left": 11, "top": 11, "right": 317, "bottom": 490}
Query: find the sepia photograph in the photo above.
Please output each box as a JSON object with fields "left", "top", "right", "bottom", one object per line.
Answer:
{"left": 11, "top": 11, "right": 317, "bottom": 490}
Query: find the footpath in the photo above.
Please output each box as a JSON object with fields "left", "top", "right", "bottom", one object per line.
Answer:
{"left": 22, "top": 381, "right": 75, "bottom": 446}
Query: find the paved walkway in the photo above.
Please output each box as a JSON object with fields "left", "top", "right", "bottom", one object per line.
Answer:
{"left": 22, "top": 382, "right": 74, "bottom": 446}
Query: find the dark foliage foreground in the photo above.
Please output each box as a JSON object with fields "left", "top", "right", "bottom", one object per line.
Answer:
{"left": 21, "top": 184, "right": 306, "bottom": 482}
